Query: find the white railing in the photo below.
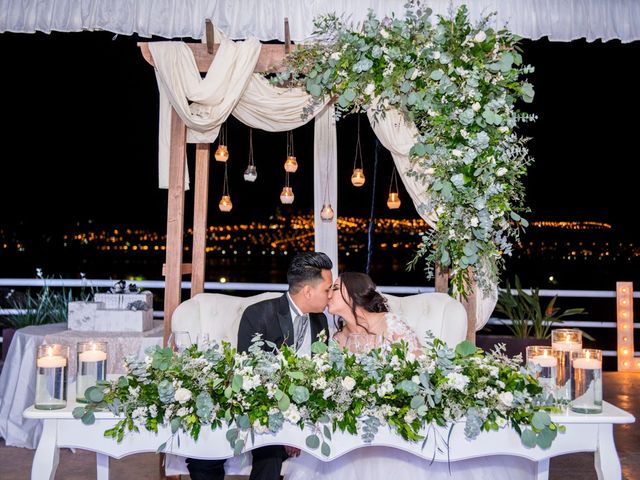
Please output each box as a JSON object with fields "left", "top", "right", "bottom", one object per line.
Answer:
{"left": 1, "top": 278, "right": 637, "bottom": 358}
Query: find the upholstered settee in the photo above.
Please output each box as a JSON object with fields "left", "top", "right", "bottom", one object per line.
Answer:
{"left": 165, "top": 291, "right": 467, "bottom": 476}
{"left": 170, "top": 291, "right": 467, "bottom": 349}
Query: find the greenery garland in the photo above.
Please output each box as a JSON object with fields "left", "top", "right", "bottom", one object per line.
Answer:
{"left": 274, "top": 3, "right": 536, "bottom": 295}
{"left": 75, "top": 335, "right": 564, "bottom": 456}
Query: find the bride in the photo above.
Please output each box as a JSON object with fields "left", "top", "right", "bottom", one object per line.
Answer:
{"left": 283, "top": 272, "right": 536, "bottom": 480}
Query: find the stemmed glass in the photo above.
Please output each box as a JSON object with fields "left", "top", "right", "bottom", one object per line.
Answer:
{"left": 167, "top": 331, "right": 192, "bottom": 353}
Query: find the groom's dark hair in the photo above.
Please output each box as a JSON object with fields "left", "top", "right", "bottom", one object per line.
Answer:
{"left": 287, "top": 252, "right": 333, "bottom": 294}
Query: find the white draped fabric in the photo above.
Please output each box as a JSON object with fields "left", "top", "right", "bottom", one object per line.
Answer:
{"left": 149, "top": 32, "right": 338, "bottom": 273}
{"left": 368, "top": 107, "right": 495, "bottom": 330}
{"left": 1, "top": 0, "right": 639, "bottom": 43}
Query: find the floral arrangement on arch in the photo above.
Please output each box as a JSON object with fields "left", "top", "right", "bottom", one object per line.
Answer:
{"left": 273, "top": 3, "right": 536, "bottom": 295}
{"left": 75, "top": 334, "right": 564, "bottom": 456}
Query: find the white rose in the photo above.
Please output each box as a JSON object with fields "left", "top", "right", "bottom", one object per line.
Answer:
{"left": 498, "top": 391, "right": 513, "bottom": 407}
{"left": 496, "top": 416, "right": 507, "bottom": 428}
{"left": 410, "top": 68, "right": 421, "bottom": 81}
{"left": 174, "top": 387, "right": 192, "bottom": 404}
{"left": 330, "top": 51, "right": 341, "bottom": 60}
{"left": 474, "top": 31, "right": 487, "bottom": 43}
{"left": 424, "top": 167, "right": 435, "bottom": 175}
{"left": 472, "top": 102, "right": 481, "bottom": 112}
{"left": 452, "top": 149, "right": 463, "bottom": 158}
{"left": 380, "top": 29, "right": 389, "bottom": 39}
{"left": 364, "top": 83, "right": 375, "bottom": 96}
{"left": 496, "top": 167, "right": 508, "bottom": 177}
{"left": 341, "top": 376, "right": 356, "bottom": 391}
{"left": 433, "top": 51, "right": 441, "bottom": 60}
{"left": 470, "top": 217, "right": 479, "bottom": 227}
{"left": 498, "top": 126, "right": 509, "bottom": 133}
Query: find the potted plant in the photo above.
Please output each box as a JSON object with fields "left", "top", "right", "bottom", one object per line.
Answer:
{"left": 1, "top": 271, "right": 93, "bottom": 360}
{"left": 476, "top": 275, "right": 590, "bottom": 360}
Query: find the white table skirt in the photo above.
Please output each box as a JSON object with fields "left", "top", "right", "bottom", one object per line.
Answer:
{"left": 0, "top": 322, "right": 163, "bottom": 449}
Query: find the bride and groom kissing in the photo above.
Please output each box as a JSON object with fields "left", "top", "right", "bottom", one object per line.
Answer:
{"left": 186, "top": 251, "right": 423, "bottom": 480}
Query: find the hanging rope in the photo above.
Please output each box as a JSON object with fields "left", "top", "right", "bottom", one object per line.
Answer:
{"left": 366, "top": 135, "right": 380, "bottom": 275}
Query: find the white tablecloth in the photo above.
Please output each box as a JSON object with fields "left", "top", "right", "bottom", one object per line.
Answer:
{"left": 0, "top": 322, "right": 163, "bottom": 448}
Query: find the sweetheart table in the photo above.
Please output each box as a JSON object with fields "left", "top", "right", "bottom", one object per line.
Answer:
{"left": 23, "top": 400, "right": 634, "bottom": 480}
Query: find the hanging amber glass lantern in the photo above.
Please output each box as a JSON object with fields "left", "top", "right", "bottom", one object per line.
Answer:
{"left": 218, "top": 162, "right": 232, "bottom": 212}
{"left": 351, "top": 115, "right": 366, "bottom": 186}
{"left": 215, "top": 123, "right": 229, "bottom": 162}
{"left": 284, "top": 130, "right": 298, "bottom": 172}
{"left": 320, "top": 203, "right": 335, "bottom": 222}
{"left": 243, "top": 128, "right": 257, "bottom": 182}
{"left": 219, "top": 195, "right": 233, "bottom": 212}
{"left": 387, "top": 166, "right": 401, "bottom": 209}
{"left": 280, "top": 186, "right": 295, "bottom": 204}
{"left": 351, "top": 168, "right": 365, "bottom": 187}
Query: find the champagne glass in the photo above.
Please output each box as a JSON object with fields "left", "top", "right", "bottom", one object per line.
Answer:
{"left": 167, "top": 331, "right": 192, "bottom": 353}
{"left": 197, "top": 333, "right": 210, "bottom": 350}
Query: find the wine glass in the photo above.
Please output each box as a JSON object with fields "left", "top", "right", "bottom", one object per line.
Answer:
{"left": 167, "top": 331, "right": 192, "bottom": 353}
{"left": 197, "top": 333, "right": 210, "bottom": 350}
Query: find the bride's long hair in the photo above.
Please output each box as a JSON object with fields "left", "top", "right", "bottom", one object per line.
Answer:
{"left": 333, "top": 272, "right": 389, "bottom": 335}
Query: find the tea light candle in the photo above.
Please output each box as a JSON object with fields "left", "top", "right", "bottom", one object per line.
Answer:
{"left": 551, "top": 338, "right": 582, "bottom": 352}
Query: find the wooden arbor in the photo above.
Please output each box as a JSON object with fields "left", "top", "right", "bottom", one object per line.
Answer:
{"left": 138, "top": 23, "right": 477, "bottom": 345}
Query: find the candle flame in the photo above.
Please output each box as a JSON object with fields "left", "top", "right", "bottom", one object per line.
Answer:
{"left": 91, "top": 343, "right": 96, "bottom": 351}
{"left": 47, "top": 346, "right": 53, "bottom": 357}
{"left": 565, "top": 333, "right": 569, "bottom": 342}
{"left": 586, "top": 350, "right": 591, "bottom": 359}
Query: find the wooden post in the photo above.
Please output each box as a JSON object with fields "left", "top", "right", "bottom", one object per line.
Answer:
{"left": 434, "top": 263, "right": 448, "bottom": 293}
{"left": 205, "top": 19, "right": 214, "bottom": 54}
{"left": 462, "top": 287, "right": 477, "bottom": 343}
{"left": 163, "top": 108, "right": 187, "bottom": 346}
{"left": 191, "top": 144, "right": 211, "bottom": 296}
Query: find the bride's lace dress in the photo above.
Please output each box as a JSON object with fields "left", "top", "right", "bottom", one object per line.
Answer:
{"left": 283, "top": 313, "right": 536, "bottom": 480}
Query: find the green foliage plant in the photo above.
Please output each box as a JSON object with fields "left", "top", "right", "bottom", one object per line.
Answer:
{"left": 494, "top": 275, "right": 587, "bottom": 339}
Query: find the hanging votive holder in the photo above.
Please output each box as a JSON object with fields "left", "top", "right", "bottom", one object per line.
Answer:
{"left": 243, "top": 165, "right": 257, "bottom": 182}
{"left": 571, "top": 349, "right": 602, "bottom": 413}
{"left": 284, "top": 156, "right": 298, "bottom": 173}
{"left": 214, "top": 145, "right": 229, "bottom": 162}
{"left": 280, "top": 186, "right": 294, "bottom": 204}
{"left": 526, "top": 345, "right": 557, "bottom": 396}
{"left": 551, "top": 328, "right": 582, "bottom": 402}
{"left": 76, "top": 341, "right": 107, "bottom": 403}
{"left": 387, "top": 192, "right": 401, "bottom": 209}
{"left": 351, "top": 168, "right": 365, "bottom": 187}
{"left": 219, "top": 195, "right": 233, "bottom": 212}
{"left": 320, "top": 204, "right": 335, "bottom": 222}
{"left": 35, "top": 344, "right": 69, "bottom": 410}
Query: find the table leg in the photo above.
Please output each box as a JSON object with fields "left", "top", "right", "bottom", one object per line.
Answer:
{"left": 96, "top": 453, "right": 110, "bottom": 480}
{"left": 31, "top": 419, "right": 59, "bottom": 480}
{"left": 595, "top": 424, "right": 621, "bottom": 480}
{"left": 534, "top": 458, "right": 550, "bottom": 480}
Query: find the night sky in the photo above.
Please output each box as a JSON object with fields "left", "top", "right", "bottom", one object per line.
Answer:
{"left": 1, "top": 31, "right": 639, "bottom": 238}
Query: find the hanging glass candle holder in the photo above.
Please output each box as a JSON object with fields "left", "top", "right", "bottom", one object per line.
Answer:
{"left": 387, "top": 166, "right": 401, "bottom": 209}
{"left": 351, "top": 115, "right": 366, "bottom": 186}
{"left": 320, "top": 203, "right": 335, "bottom": 222}
{"left": 244, "top": 128, "right": 258, "bottom": 182}
{"left": 219, "top": 162, "right": 233, "bottom": 212}
{"left": 284, "top": 130, "right": 298, "bottom": 173}
{"left": 280, "top": 186, "right": 294, "bottom": 204}
{"left": 215, "top": 122, "right": 229, "bottom": 162}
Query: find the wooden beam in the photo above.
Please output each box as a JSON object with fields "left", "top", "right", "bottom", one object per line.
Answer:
{"left": 462, "top": 289, "right": 477, "bottom": 344}
{"left": 163, "top": 108, "right": 187, "bottom": 346}
{"left": 191, "top": 144, "right": 210, "bottom": 296}
{"left": 284, "top": 17, "right": 291, "bottom": 54}
{"left": 138, "top": 42, "right": 297, "bottom": 74}
{"left": 205, "top": 19, "right": 214, "bottom": 54}
{"left": 434, "top": 263, "right": 449, "bottom": 293}
{"left": 161, "top": 263, "right": 193, "bottom": 277}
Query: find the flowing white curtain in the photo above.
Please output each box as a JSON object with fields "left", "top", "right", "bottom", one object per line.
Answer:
{"left": 368, "top": 107, "right": 496, "bottom": 331}
{"left": 2, "top": 0, "right": 639, "bottom": 43}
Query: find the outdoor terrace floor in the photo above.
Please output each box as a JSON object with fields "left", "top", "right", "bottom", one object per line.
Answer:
{"left": 0, "top": 371, "right": 638, "bottom": 480}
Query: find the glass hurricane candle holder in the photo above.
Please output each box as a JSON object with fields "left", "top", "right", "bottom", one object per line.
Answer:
{"left": 571, "top": 349, "right": 603, "bottom": 414}
{"left": 551, "top": 328, "right": 582, "bottom": 401}
{"left": 76, "top": 341, "right": 107, "bottom": 403}
{"left": 35, "top": 344, "right": 69, "bottom": 410}
{"left": 526, "top": 345, "right": 557, "bottom": 395}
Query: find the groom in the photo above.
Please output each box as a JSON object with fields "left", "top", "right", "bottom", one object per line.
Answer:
{"left": 186, "top": 251, "right": 334, "bottom": 480}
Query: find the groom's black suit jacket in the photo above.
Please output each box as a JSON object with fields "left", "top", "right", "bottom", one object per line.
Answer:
{"left": 237, "top": 294, "right": 329, "bottom": 353}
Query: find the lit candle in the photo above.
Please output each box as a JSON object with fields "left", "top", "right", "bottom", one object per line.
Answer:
{"left": 79, "top": 348, "right": 107, "bottom": 362}
{"left": 573, "top": 350, "right": 602, "bottom": 370}
{"left": 552, "top": 333, "right": 582, "bottom": 352}
{"left": 530, "top": 353, "right": 558, "bottom": 368}
{"left": 37, "top": 347, "right": 67, "bottom": 368}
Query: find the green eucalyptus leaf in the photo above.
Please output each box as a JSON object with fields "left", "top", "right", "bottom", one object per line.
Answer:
{"left": 81, "top": 411, "right": 96, "bottom": 425}
{"left": 170, "top": 417, "right": 181, "bottom": 434}
{"left": 455, "top": 340, "right": 476, "bottom": 357}
{"left": 278, "top": 393, "right": 291, "bottom": 412}
{"left": 72, "top": 407, "right": 86, "bottom": 419}
{"left": 86, "top": 387, "right": 104, "bottom": 403}
{"left": 323, "top": 425, "right": 332, "bottom": 440}
{"left": 306, "top": 434, "right": 320, "bottom": 449}
{"left": 321, "top": 441, "right": 331, "bottom": 457}
{"left": 234, "top": 438, "right": 245, "bottom": 456}
{"left": 531, "top": 411, "right": 551, "bottom": 430}
{"left": 521, "top": 429, "right": 537, "bottom": 448}
{"left": 232, "top": 374, "right": 243, "bottom": 393}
